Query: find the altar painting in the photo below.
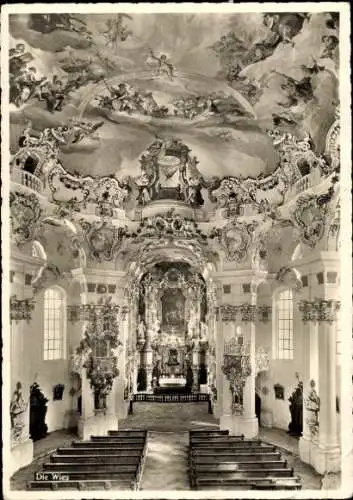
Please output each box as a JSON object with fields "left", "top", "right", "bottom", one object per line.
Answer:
{"left": 161, "top": 288, "right": 185, "bottom": 328}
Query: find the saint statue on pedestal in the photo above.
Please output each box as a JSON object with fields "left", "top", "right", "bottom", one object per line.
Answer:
{"left": 137, "top": 319, "right": 146, "bottom": 341}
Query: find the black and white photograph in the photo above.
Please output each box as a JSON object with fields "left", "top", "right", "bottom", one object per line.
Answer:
{"left": 1, "top": 3, "right": 352, "bottom": 499}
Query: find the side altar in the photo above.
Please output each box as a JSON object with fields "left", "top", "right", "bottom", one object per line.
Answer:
{"left": 135, "top": 264, "right": 210, "bottom": 393}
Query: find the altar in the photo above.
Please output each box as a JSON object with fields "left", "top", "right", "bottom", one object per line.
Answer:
{"left": 159, "top": 376, "right": 187, "bottom": 388}
{"left": 134, "top": 263, "right": 211, "bottom": 393}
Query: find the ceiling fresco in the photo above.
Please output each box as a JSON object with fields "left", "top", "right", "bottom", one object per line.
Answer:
{"left": 9, "top": 12, "right": 339, "bottom": 182}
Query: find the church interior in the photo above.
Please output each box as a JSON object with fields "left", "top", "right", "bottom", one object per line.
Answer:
{"left": 4, "top": 7, "right": 352, "bottom": 496}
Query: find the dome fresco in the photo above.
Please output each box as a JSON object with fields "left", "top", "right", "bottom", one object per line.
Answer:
{"left": 9, "top": 11, "right": 339, "bottom": 184}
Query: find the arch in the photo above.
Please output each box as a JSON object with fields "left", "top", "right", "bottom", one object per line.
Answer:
{"left": 43, "top": 285, "right": 67, "bottom": 360}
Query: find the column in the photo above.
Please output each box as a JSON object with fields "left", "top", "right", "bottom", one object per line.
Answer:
{"left": 219, "top": 319, "right": 234, "bottom": 432}
{"left": 240, "top": 296, "right": 259, "bottom": 438}
{"left": 213, "top": 308, "right": 223, "bottom": 418}
{"left": 192, "top": 347, "right": 200, "bottom": 392}
{"left": 311, "top": 303, "right": 340, "bottom": 474}
{"left": 299, "top": 317, "right": 319, "bottom": 465}
{"left": 9, "top": 253, "right": 42, "bottom": 475}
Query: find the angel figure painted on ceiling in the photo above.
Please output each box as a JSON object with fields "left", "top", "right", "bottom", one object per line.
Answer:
{"left": 147, "top": 49, "right": 175, "bottom": 80}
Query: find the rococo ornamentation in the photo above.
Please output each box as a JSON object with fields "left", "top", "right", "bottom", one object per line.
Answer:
{"left": 79, "top": 219, "right": 129, "bottom": 263}
{"left": 10, "top": 295, "right": 36, "bottom": 322}
{"left": 298, "top": 298, "right": 340, "bottom": 323}
{"left": 68, "top": 295, "right": 129, "bottom": 323}
{"left": 73, "top": 295, "right": 123, "bottom": 410}
{"left": 216, "top": 304, "right": 271, "bottom": 323}
{"left": 212, "top": 220, "right": 258, "bottom": 262}
{"left": 291, "top": 194, "right": 329, "bottom": 248}
{"left": 222, "top": 337, "right": 251, "bottom": 415}
{"left": 10, "top": 191, "right": 42, "bottom": 246}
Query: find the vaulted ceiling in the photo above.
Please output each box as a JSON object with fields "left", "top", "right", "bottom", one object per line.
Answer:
{"left": 9, "top": 12, "right": 339, "bottom": 181}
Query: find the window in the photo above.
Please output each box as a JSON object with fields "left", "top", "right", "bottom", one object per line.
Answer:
{"left": 275, "top": 289, "right": 294, "bottom": 360}
{"left": 44, "top": 287, "right": 66, "bottom": 360}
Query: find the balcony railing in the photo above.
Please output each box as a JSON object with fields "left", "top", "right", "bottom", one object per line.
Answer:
{"left": 11, "top": 168, "right": 43, "bottom": 193}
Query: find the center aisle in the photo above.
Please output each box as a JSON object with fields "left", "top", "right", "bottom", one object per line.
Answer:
{"left": 140, "top": 432, "right": 190, "bottom": 490}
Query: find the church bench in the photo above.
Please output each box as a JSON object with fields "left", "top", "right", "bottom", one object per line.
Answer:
{"left": 189, "top": 430, "right": 230, "bottom": 438}
{"left": 190, "top": 460, "right": 288, "bottom": 470}
{"left": 28, "top": 478, "right": 137, "bottom": 490}
{"left": 57, "top": 447, "right": 143, "bottom": 456}
{"left": 50, "top": 454, "right": 141, "bottom": 464}
{"left": 190, "top": 437, "right": 262, "bottom": 445}
{"left": 194, "top": 480, "right": 302, "bottom": 491}
{"left": 107, "top": 430, "right": 147, "bottom": 437}
{"left": 190, "top": 451, "right": 282, "bottom": 462}
{"left": 31, "top": 469, "right": 138, "bottom": 481}
{"left": 71, "top": 440, "right": 145, "bottom": 447}
{"left": 88, "top": 436, "right": 146, "bottom": 444}
{"left": 191, "top": 445, "right": 277, "bottom": 453}
{"left": 43, "top": 463, "right": 140, "bottom": 474}
{"left": 193, "top": 475, "right": 301, "bottom": 490}
{"left": 190, "top": 434, "right": 246, "bottom": 441}
{"left": 192, "top": 468, "right": 294, "bottom": 479}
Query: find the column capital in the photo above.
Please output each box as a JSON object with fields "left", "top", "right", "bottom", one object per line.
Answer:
{"left": 10, "top": 295, "right": 36, "bottom": 323}
{"left": 298, "top": 299, "right": 340, "bottom": 323}
{"left": 216, "top": 304, "right": 272, "bottom": 323}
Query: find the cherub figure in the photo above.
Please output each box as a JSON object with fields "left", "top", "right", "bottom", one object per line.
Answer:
{"left": 148, "top": 49, "right": 175, "bottom": 80}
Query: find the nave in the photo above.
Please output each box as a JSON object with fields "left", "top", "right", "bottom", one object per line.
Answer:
{"left": 11, "top": 403, "right": 322, "bottom": 491}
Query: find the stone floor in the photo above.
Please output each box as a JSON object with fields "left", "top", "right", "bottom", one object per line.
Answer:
{"left": 120, "top": 402, "right": 218, "bottom": 431}
{"left": 10, "top": 405, "right": 323, "bottom": 491}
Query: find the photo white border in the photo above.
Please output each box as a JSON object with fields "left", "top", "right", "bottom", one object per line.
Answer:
{"left": 1, "top": 3, "right": 352, "bottom": 500}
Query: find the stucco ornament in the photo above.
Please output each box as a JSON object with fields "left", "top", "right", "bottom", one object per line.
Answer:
{"left": 222, "top": 337, "right": 251, "bottom": 415}
{"left": 291, "top": 194, "right": 328, "bottom": 248}
{"left": 79, "top": 219, "right": 129, "bottom": 262}
{"left": 209, "top": 167, "right": 288, "bottom": 214}
{"left": 10, "top": 191, "right": 42, "bottom": 246}
{"left": 215, "top": 220, "right": 258, "bottom": 262}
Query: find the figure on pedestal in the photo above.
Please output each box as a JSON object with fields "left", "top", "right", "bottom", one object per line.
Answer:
{"left": 10, "top": 382, "right": 28, "bottom": 442}
{"left": 137, "top": 318, "right": 146, "bottom": 347}
{"left": 305, "top": 379, "right": 320, "bottom": 437}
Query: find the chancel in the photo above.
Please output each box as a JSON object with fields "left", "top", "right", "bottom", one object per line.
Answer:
{"left": 3, "top": 5, "right": 351, "bottom": 497}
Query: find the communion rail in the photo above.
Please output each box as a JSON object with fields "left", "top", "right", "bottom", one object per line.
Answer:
{"left": 130, "top": 393, "right": 212, "bottom": 414}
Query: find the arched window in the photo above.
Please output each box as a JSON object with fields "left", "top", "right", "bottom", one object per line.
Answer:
{"left": 274, "top": 289, "right": 294, "bottom": 360}
{"left": 43, "top": 287, "right": 66, "bottom": 360}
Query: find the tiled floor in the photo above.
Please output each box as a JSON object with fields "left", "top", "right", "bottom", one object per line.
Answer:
{"left": 10, "top": 405, "right": 323, "bottom": 491}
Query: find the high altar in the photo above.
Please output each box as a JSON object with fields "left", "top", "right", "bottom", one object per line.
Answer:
{"left": 135, "top": 264, "right": 210, "bottom": 392}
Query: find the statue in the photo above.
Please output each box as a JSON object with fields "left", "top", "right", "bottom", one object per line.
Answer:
{"left": 200, "top": 322, "right": 208, "bottom": 343}
{"left": 137, "top": 319, "right": 146, "bottom": 343}
{"left": 10, "top": 382, "right": 28, "bottom": 442}
{"left": 305, "top": 379, "right": 320, "bottom": 436}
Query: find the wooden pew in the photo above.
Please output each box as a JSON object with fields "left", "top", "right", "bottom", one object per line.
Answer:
{"left": 194, "top": 477, "right": 302, "bottom": 491}
{"left": 50, "top": 454, "right": 141, "bottom": 464}
{"left": 56, "top": 447, "right": 142, "bottom": 456}
{"left": 84, "top": 436, "right": 146, "bottom": 444}
{"left": 28, "top": 478, "right": 136, "bottom": 490}
{"left": 107, "top": 430, "right": 147, "bottom": 437}
{"left": 43, "top": 463, "right": 140, "bottom": 474}
{"left": 191, "top": 460, "right": 288, "bottom": 470}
